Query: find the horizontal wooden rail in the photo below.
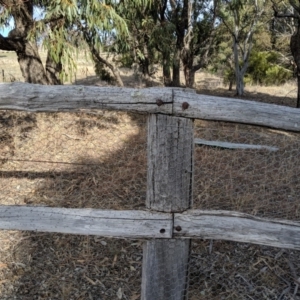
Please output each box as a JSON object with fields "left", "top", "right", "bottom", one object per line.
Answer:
{"left": 1, "top": 206, "right": 300, "bottom": 249}
{"left": 1, "top": 83, "right": 300, "bottom": 132}
{"left": 174, "top": 210, "right": 300, "bottom": 250}
{"left": 0, "top": 206, "right": 172, "bottom": 238}
{"left": 194, "top": 138, "right": 279, "bottom": 151}
{"left": 173, "top": 90, "right": 300, "bottom": 132}
{"left": 0, "top": 83, "right": 173, "bottom": 114}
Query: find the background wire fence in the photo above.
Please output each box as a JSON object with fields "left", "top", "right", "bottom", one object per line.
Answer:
{"left": 0, "top": 109, "right": 300, "bottom": 299}
{"left": 193, "top": 120, "right": 300, "bottom": 221}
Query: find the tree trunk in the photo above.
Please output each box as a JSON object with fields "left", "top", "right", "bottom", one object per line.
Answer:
{"left": 45, "top": 52, "right": 62, "bottom": 85}
{"left": 141, "top": 41, "right": 150, "bottom": 80}
{"left": 162, "top": 54, "right": 171, "bottom": 86}
{"left": 233, "top": 38, "right": 244, "bottom": 96}
{"left": 0, "top": 1, "right": 52, "bottom": 85}
{"left": 17, "top": 42, "right": 50, "bottom": 85}
{"left": 290, "top": 24, "right": 300, "bottom": 108}
{"left": 182, "top": 51, "right": 196, "bottom": 88}
{"left": 83, "top": 30, "right": 124, "bottom": 87}
{"left": 172, "top": 49, "right": 181, "bottom": 87}
{"left": 183, "top": 66, "right": 196, "bottom": 88}
{"left": 297, "top": 74, "right": 300, "bottom": 108}
{"left": 111, "top": 67, "right": 124, "bottom": 87}
{"left": 235, "top": 72, "right": 244, "bottom": 96}
{"left": 229, "top": 78, "right": 233, "bottom": 91}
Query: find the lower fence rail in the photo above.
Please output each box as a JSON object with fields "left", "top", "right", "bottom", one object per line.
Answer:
{"left": 0, "top": 206, "right": 300, "bottom": 250}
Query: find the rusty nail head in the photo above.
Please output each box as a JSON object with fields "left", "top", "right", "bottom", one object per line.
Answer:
{"left": 160, "top": 228, "right": 166, "bottom": 233}
{"left": 156, "top": 99, "right": 164, "bottom": 106}
{"left": 182, "top": 102, "right": 189, "bottom": 110}
{"left": 175, "top": 226, "right": 182, "bottom": 232}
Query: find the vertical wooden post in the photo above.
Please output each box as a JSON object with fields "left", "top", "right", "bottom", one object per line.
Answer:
{"left": 142, "top": 114, "right": 194, "bottom": 300}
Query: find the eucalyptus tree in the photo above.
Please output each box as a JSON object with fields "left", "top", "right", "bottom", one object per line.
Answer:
{"left": 220, "top": 0, "right": 266, "bottom": 96}
{"left": 160, "top": 0, "right": 219, "bottom": 87}
{"left": 0, "top": 0, "right": 147, "bottom": 85}
{"left": 180, "top": 0, "right": 219, "bottom": 87}
{"left": 114, "top": 0, "right": 219, "bottom": 88}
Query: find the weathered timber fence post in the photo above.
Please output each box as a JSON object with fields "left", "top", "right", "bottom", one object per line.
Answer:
{"left": 142, "top": 111, "right": 194, "bottom": 299}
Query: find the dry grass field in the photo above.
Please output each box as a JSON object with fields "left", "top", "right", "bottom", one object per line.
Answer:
{"left": 0, "top": 51, "right": 300, "bottom": 299}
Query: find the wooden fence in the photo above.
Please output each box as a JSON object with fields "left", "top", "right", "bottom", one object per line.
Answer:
{"left": 1, "top": 82, "right": 300, "bottom": 299}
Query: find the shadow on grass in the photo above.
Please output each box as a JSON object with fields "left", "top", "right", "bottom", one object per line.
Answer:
{"left": 1, "top": 88, "right": 300, "bottom": 299}
{"left": 0, "top": 112, "right": 147, "bottom": 299}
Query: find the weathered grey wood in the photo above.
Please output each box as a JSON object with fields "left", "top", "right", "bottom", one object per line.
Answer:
{"left": 173, "top": 90, "right": 300, "bottom": 132}
{"left": 194, "top": 138, "right": 278, "bottom": 151}
{"left": 2, "top": 83, "right": 300, "bottom": 132}
{"left": 142, "top": 240, "right": 190, "bottom": 300}
{"left": 142, "top": 114, "right": 194, "bottom": 300}
{"left": 0, "top": 82, "right": 172, "bottom": 114}
{"left": 146, "top": 114, "right": 194, "bottom": 212}
{"left": 174, "top": 210, "right": 300, "bottom": 250}
{"left": 0, "top": 206, "right": 172, "bottom": 238}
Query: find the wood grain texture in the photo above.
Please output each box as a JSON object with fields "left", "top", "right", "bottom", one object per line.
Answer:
{"left": 147, "top": 114, "right": 194, "bottom": 212}
{"left": 0, "top": 206, "right": 172, "bottom": 238}
{"left": 141, "top": 240, "right": 190, "bottom": 300}
{"left": 0, "top": 82, "right": 172, "bottom": 113}
{"left": 2, "top": 83, "right": 300, "bottom": 132}
{"left": 142, "top": 115, "right": 194, "bottom": 300}
{"left": 194, "top": 138, "right": 279, "bottom": 151}
{"left": 174, "top": 210, "right": 300, "bottom": 250}
{"left": 173, "top": 90, "right": 300, "bottom": 132}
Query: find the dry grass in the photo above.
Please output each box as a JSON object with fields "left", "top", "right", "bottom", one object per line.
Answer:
{"left": 193, "top": 120, "right": 300, "bottom": 220}
{"left": 0, "top": 55, "right": 300, "bottom": 299}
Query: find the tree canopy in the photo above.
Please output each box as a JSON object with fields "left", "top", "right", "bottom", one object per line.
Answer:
{"left": 0, "top": 0, "right": 297, "bottom": 100}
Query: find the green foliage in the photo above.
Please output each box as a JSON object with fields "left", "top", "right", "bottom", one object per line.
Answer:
{"left": 223, "top": 68, "right": 236, "bottom": 86}
{"left": 265, "top": 65, "right": 292, "bottom": 85}
{"left": 222, "top": 51, "right": 293, "bottom": 86}
{"left": 94, "top": 62, "right": 115, "bottom": 83}
{"left": 118, "top": 53, "right": 135, "bottom": 68}
{"left": 0, "top": 0, "right": 151, "bottom": 83}
{"left": 246, "top": 51, "right": 292, "bottom": 85}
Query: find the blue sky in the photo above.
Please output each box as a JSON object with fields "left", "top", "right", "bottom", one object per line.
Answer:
{"left": 0, "top": 27, "right": 10, "bottom": 37}
{"left": 0, "top": 17, "right": 14, "bottom": 37}
{"left": 0, "top": 7, "right": 43, "bottom": 37}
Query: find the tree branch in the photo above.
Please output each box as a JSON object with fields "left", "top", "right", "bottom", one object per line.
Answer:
{"left": 0, "top": 34, "right": 24, "bottom": 51}
{"left": 274, "top": 11, "right": 299, "bottom": 18}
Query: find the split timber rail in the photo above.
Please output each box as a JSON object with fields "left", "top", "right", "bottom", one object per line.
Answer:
{"left": 0, "top": 83, "right": 300, "bottom": 299}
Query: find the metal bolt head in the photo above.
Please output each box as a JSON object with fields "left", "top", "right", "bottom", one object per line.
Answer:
{"left": 175, "top": 226, "right": 182, "bottom": 232}
{"left": 156, "top": 99, "right": 164, "bottom": 106}
{"left": 182, "top": 102, "right": 189, "bottom": 110}
{"left": 160, "top": 228, "right": 166, "bottom": 234}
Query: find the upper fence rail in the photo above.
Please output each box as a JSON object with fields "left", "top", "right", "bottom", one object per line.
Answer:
{"left": 1, "top": 82, "right": 300, "bottom": 132}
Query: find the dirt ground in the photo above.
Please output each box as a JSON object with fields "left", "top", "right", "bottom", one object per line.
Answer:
{"left": 0, "top": 53, "right": 300, "bottom": 299}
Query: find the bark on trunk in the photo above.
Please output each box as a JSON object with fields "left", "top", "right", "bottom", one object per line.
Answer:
{"left": 183, "top": 66, "right": 195, "bottom": 88}
{"left": 111, "top": 67, "right": 124, "bottom": 87}
{"left": 182, "top": 52, "right": 196, "bottom": 88}
{"left": 141, "top": 41, "right": 150, "bottom": 80}
{"left": 233, "top": 38, "right": 244, "bottom": 96}
{"left": 162, "top": 55, "right": 171, "bottom": 86}
{"left": 83, "top": 30, "right": 124, "bottom": 87}
{"left": 45, "top": 52, "right": 62, "bottom": 85}
{"left": 290, "top": 24, "right": 300, "bottom": 108}
{"left": 172, "top": 49, "right": 181, "bottom": 87}
{"left": 235, "top": 73, "right": 244, "bottom": 96}
{"left": 297, "top": 74, "right": 300, "bottom": 108}
{"left": 0, "top": 0, "right": 51, "bottom": 84}
{"left": 17, "top": 42, "right": 50, "bottom": 85}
